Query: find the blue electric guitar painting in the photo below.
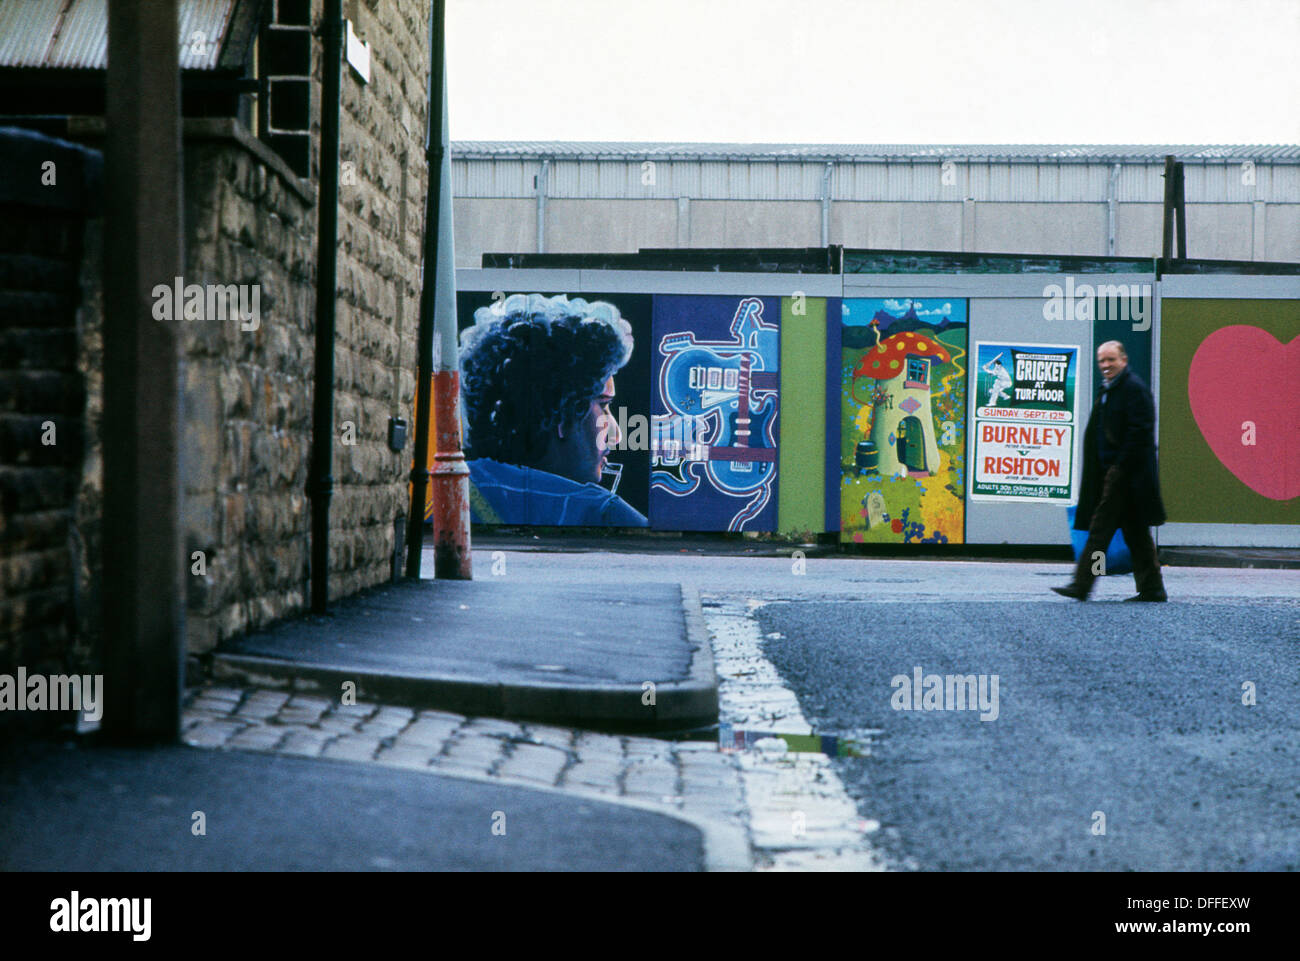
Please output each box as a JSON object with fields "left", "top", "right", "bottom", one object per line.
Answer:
{"left": 651, "top": 297, "right": 779, "bottom": 531}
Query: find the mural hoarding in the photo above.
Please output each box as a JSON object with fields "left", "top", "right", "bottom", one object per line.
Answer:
{"left": 649, "top": 295, "right": 781, "bottom": 531}
{"left": 1159, "top": 298, "right": 1300, "bottom": 523}
{"left": 840, "top": 298, "right": 968, "bottom": 544}
{"left": 455, "top": 291, "right": 653, "bottom": 526}
{"left": 777, "top": 295, "right": 830, "bottom": 538}
{"left": 970, "top": 342, "right": 1079, "bottom": 503}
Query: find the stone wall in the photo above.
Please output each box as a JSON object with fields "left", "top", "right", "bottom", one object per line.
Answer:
{"left": 180, "top": 134, "right": 319, "bottom": 654}
{"left": 179, "top": 0, "right": 432, "bottom": 652}
{"left": 2, "top": 0, "right": 435, "bottom": 694}
{"left": 0, "top": 130, "right": 102, "bottom": 735}
{"left": 329, "top": 0, "right": 430, "bottom": 602}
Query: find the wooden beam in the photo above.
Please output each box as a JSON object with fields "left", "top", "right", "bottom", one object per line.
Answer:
{"left": 102, "top": 0, "right": 184, "bottom": 740}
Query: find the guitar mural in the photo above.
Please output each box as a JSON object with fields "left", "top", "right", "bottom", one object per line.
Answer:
{"left": 650, "top": 295, "right": 780, "bottom": 531}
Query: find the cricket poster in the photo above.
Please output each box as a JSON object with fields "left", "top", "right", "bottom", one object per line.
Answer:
{"left": 971, "top": 342, "right": 1079, "bottom": 502}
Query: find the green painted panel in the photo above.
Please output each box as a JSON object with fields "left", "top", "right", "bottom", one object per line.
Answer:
{"left": 778, "top": 296, "right": 826, "bottom": 535}
{"left": 1159, "top": 299, "right": 1300, "bottom": 524}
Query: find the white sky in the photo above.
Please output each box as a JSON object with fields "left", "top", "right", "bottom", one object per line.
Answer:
{"left": 446, "top": 0, "right": 1299, "bottom": 144}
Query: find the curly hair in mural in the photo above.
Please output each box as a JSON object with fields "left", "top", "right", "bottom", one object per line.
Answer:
{"left": 459, "top": 293, "right": 646, "bottom": 527}
{"left": 461, "top": 294, "right": 633, "bottom": 466}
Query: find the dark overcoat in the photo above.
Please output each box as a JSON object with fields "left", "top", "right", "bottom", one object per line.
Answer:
{"left": 1073, "top": 366, "right": 1167, "bottom": 530}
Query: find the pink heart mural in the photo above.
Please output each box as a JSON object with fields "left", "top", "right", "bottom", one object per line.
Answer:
{"left": 1187, "top": 325, "right": 1299, "bottom": 500}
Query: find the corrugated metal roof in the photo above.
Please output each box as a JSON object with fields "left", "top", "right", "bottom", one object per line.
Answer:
{"left": 0, "top": 1, "right": 65, "bottom": 67}
{"left": 0, "top": 0, "right": 237, "bottom": 70}
{"left": 452, "top": 141, "right": 1300, "bottom": 162}
{"left": 452, "top": 153, "right": 1300, "bottom": 202}
{"left": 178, "top": 0, "right": 236, "bottom": 69}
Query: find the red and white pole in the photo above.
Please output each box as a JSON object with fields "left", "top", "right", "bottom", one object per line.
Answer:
{"left": 406, "top": 0, "right": 469, "bottom": 580}
{"left": 426, "top": 42, "right": 470, "bottom": 580}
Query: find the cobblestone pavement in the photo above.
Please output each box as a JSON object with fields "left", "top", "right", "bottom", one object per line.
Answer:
{"left": 181, "top": 684, "right": 752, "bottom": 869}
{"left": 181, "top": 593, "right": 886, "bottom": 872}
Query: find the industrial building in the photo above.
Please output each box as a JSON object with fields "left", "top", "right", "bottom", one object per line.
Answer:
{"left": 450, "top": 142, "right": 1298, "bottom": 266}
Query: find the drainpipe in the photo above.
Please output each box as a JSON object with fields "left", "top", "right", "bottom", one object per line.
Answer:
{"left": 1106, "top": 162, "right": 1119, "bottom": 255}
{"left": 820, "top": 162, "right": 834, "bottom": 247}
{"left": 406, "top": 0, "right": 470, "bottom": 579}
{"left": 309, "top": 0, "right": 343, "bottom": 613}
{"left": 536, "top": 157, "right": 549, "bottom": 253}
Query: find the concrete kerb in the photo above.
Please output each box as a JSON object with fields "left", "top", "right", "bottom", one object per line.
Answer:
{"left": 210, "top": 584, "right": 720, "bottom": 733}
{"left": 1158, "top": 547, "right": 1300, "bottom": 570}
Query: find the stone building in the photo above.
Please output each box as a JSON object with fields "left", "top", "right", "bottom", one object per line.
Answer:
{"left": 0, "top": 0, "right": 435, "bottom": 730}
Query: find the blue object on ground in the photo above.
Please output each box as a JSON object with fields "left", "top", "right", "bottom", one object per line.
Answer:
{"left": 1067, "top": 505, "right": 1132, "bottom": 575}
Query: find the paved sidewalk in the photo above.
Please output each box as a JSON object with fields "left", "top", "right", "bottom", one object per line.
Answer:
{"left": 215, "top": 579, "right": 718, "bottom": 732}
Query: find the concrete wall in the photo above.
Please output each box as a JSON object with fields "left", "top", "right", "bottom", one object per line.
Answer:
{"left": 456, "top": 197, "right": 1300, "bottom": 262}
{"left": 969, "top": 203, "right": 1104, "bottom": 256}
{"left": 546, "top": 198, "right": 677, "bottom": 253}
{"left": 686, "top": 200, "right": 821, "bottom": 247}
{"left": 1184, "top": 203, "right": 1254, "bottom": 260}
{"left": 1264, "top": 204, "right": 1300, "bottom": 262}
{"left": 1114, "top": 204, "right": 1165, "bottom": 257}
{"left": 453, "top": 197, "right": 534, "bottom": 269}
{"left": 831, "top": 201, "right": 963, "bottom": 250}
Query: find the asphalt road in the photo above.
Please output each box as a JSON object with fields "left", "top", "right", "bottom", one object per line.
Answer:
{"left": 757, "top": 597, "right": 1299, "bottom": 871}
{"left": 463, "top": 548, "right": 1300, "bottom": 871}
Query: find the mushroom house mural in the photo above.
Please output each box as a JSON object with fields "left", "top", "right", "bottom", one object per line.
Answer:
{"left": 840, "top": 298, "right": 968, "bottom": 544}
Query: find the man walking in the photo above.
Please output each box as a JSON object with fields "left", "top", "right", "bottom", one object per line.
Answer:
{"left": 1053, "top": 340, "right": 1168, "bottom": 601}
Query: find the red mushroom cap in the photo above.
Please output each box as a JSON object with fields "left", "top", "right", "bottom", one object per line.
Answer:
{"left": 853, "top": 331, "right": 951, "bottom": 380}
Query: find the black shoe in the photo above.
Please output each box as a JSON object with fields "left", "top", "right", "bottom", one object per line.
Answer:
{"left": 1052, "top": 583, "right": 1089, "bottom": 600}
{"left": 1124, "top": 592, "right": 1168, "bottom": 602}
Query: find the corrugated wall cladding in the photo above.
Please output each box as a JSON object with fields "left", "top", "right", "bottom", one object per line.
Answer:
{"left": 454, "top": 152, "right": 1299, "bottom": 204}
{"left": 454, "top": 158, "right": 535, "bottom": 197}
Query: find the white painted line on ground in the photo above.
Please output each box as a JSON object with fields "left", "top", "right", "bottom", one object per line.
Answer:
{"left": 704, "top": 595, "right": 887, "bottom": 872}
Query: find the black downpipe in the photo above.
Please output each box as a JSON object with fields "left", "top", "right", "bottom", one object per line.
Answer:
{"left": 310, "top": 0, "right": 343, "bottom": 613}
{"left": 404, "top": 0, "right": 445, "bottom": 579}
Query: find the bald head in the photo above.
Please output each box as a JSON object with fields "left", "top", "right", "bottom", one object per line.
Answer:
{"left": 1097, "top": 341, "right": 1128, "bottom": 381}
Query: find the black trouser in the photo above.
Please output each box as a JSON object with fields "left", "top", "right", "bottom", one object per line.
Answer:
{"left": 1074, "top": 465, "right": 1166, "bottom": 596}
